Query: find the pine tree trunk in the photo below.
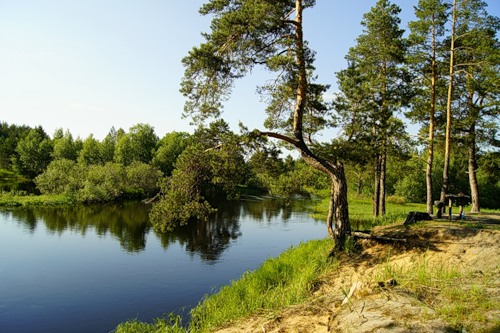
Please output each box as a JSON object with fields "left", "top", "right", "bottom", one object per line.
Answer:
{"left": 331, "top": 162, "right": 350, "bottom": 249}
{"left": 426, "top": 22, "right": 437, "bottom": 215}
{"left": 300, "top": 150, "right": 350, "bottom": 249}
{"left": 468, "top": 131, "right": 480, "bottom": 213}
{"left": 373, "top": 155, "right": 381, "bottom": 217}
{"left": 379, "top": 151, "right": 387, "bottom": 215}
{"left": 426, "top": 145, "right": 434, "bottom": 215}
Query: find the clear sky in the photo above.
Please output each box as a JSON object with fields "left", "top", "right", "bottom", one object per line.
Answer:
{"left": 1, "top": 0, "right": 499, "bottom": 140}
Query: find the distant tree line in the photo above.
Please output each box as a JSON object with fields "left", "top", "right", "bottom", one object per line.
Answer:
{"left": 0, "top": 120, "right": 325, "bottom": 208}
{"left": 1, "top": 116, "right": 498, "bottom": 213}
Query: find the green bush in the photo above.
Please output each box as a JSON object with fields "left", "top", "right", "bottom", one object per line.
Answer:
{"left": 35, "top": 159, "right": 83, "bottom": 196}
{"left": 77, "top": 163, "right": 126, "bottom": 202}
{"left": 125, "top": 162, "right": 163, "bottom": 197}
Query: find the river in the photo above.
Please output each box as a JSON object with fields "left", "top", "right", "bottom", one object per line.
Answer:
{"left": 0, "top": 198, "right": 326, "bottom": 333}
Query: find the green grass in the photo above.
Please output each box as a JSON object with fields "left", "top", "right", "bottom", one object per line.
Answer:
{"left": 114, "top": 315, "right": 186, "bottom": 333}
{"left": 0, "top": 192, "right": 75, "bottom": 207}
{"left": 311, "top": 195, "right": 427, "bottom": 229}
{"left": 114, "top": 238, "right": 335, "bottom": 333}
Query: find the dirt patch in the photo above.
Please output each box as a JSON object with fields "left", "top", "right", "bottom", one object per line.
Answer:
{"left": 214, "top": 222, "right": 500, "bottom": 333}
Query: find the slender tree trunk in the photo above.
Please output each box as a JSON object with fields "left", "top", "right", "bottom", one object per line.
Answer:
{"left": 468, "top": 125, "right": 480, "bottom": 213}
{"left": 439, "top": 0, "right": 457, "bottom": 215}
{"left": 373, "top": 155, "right": 381, "bottom": 217}
{"left": 355, "top": 168, "right": 363, "bottom": 197}
{"left": 426, "top": 18, "right": 437, "bottom": 215}
{"left": 377, "top": 61, "right": 388, "bottom": 216}
{"left": 263, "top": 0, "right": 352, "bottom": 250}
{"left": 426, "top": 122, "right": 435, "bottom": 214}
{"left": 379, "top": 151, "right": 387, "bottom": 215}
{"left": 466, "top": 86, "right": 480, "bottom": 213}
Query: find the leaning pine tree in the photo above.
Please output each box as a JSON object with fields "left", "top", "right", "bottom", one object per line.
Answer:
{"left": 180, "top": 0, "right": 351, "bottom": 250}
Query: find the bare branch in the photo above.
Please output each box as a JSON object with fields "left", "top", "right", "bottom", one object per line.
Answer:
{"left": 257, "top": 130, "right": 300, "bottom": 147}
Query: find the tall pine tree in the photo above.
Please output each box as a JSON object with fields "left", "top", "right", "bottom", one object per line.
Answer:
{"left": 407, "top": 0, "right": 449, "bottom": 215}
{"left": 180, "top": 0, "right": 351, "bottom": 249}
{"left": 452, "top": 0, "right": 500, "bottom": 212}
{"left": 337, "top": 0, "right": 411, "bottom": 216}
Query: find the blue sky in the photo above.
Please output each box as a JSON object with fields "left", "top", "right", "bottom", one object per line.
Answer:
{"left": 1, "top": 0, "right": 499, "bottom": 140}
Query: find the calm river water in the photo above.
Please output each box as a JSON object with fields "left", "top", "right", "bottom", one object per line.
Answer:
{"left": 0, "top": 198, "right": 326, "bottom": 333}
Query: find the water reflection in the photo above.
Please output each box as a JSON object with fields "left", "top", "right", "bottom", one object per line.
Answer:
{"left": 156, "top": 202, "right": 242, "bottom": 262}
{"left": 4, "top": 202, "right": 150, "bottom": 252}
{"left": 1, "top": 198, "right": 311, "bottom": 261}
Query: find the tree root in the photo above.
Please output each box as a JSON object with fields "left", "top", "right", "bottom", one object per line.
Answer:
{"left": 352, "top": 231, "right": 407, "bottom": 243}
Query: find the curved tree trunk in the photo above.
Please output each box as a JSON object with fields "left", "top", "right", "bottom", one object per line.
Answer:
{"left": 299, "top": 148, "right": 350, "bottom": 249}
{"left": 262, "top": 0, "right": 351, "bottom": 250}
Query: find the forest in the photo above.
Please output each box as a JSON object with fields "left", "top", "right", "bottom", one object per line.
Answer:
{"left": 1, "top": 0, "right": 499, "bottom": 240}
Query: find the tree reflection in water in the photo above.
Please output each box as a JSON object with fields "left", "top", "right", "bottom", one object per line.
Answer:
{"left": 156, "top": 201, "right": 242, "bottom": 263}
{"left": 1, "top": 198, "right": 310, "bottom": 261}
{"left": 3, "top": 202, "right": 150, "bottom": 252}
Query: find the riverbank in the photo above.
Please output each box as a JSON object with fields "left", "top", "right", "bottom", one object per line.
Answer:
{"left": 0, "top": 192, "right": 75, "bottom": 207}
{"left": 214, "top": 217, "right": 500, "bottom": 333}
{"left": 115, "top": 214, "right": 499, "bottom": 333}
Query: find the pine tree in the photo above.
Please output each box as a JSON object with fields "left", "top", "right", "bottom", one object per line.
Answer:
{"left": 180, "top": 0, "right": 351, "bottom": 249}
{"left": 407, "top": 0, "right": 449, "bottom": 215}
{"left": 338, "top": 0, "right": 411, "bottom": 217}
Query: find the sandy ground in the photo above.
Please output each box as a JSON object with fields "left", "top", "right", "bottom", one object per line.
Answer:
{"left": 214, "top": 214, "right": 500, "bottom": 333}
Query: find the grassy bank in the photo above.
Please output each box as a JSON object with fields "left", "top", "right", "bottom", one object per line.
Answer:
{"left": 311, "top": 193, "right": 427, "bottom": 229}
{"left": 114, "top": 238, "right": 335, "bottom": 333}
{"left": 0, "top": 192, "right": 75, "bottom": 207}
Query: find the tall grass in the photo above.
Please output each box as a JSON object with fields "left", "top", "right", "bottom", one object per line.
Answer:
{"left": 114, "top": 315, "right": 186, "bottom": 333}
{"left": 114, "top": 238, "right": 334, "bottom": 333}
{"left": 189, "top": 238, "right": 334, "bottom": 332}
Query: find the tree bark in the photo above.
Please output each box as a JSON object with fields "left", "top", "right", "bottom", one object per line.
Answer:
{"left": 331, "top": 163, "right": 350, "bottom": 248}
{"left": 468, "top": 132, "right": 480, "bottom": 213}
{"left": 373, "top": 155, "right": 381, "bottom": 217}
{"left": 379, "top": 151, "right": 387, "bottom": 216}
{"left": 299, "top": 148, "right": 350, "bottom": 249}
{"left": 426, "top": 16, "right": 438, "bottom": 215}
